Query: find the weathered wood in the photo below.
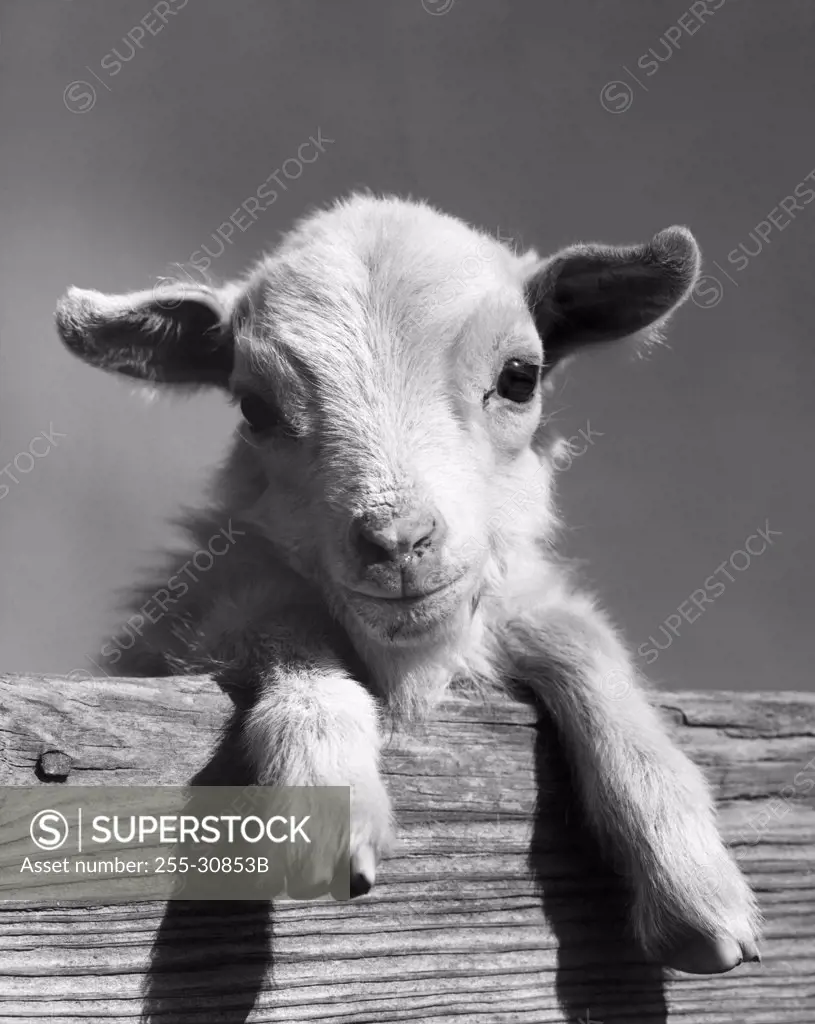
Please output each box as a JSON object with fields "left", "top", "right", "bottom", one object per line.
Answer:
{"left": 0, "top": 673, "right": 813, "bottom": 1023}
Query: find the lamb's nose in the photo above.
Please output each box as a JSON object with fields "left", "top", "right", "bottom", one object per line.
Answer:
{"left": 351, "top": 509, "right": 446, "bottom": 567}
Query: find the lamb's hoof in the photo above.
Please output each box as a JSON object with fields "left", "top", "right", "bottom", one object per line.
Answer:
{"left": 348, "top": 845, "right": 376, "bottom": 898}
{"left": 329, "top": 846, "right": 377, "bottom": 901}
{"left": 662, "top": 931, "right": 761, "bottom": 974}
{"left": 349, "top": 871, "right": 373, "bottom": 897}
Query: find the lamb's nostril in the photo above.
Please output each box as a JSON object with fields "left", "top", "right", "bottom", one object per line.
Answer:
{"left": 413, "top": 527, "right": 434, "bottom": 552}
{"left": 354, "top": 525, "right": 397, "bottom": 566}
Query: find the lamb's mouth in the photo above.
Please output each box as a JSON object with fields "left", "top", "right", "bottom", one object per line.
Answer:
{"left": 341, "top": 572, "right": 470, "bottom": 637}
{"left": 344, "top": 570, "right": 467, "bottom": 606}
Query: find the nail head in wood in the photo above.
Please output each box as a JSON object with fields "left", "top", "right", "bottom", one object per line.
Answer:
{"left": 37, "top": 750, "right": 72, "bottom": 780}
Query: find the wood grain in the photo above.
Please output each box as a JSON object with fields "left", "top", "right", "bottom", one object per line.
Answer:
{"left": 0, "top": 673, "right": 812, "bottom": 1023}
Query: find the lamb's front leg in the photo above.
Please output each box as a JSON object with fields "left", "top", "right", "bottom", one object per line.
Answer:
{"left": 504, "top": 593, "right": 761, "bottom": 974}
{"left": 244, "top": 660, "right": 394, "bottom": 897}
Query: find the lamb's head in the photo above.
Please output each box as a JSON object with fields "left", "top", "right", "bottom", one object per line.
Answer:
{"left": 56, "top": 195, "right": 699, "bottom": 651}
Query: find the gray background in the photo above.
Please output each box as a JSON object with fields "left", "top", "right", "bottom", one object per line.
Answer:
{"left": 0, "top": 0, "right": 811, "bottom": 692}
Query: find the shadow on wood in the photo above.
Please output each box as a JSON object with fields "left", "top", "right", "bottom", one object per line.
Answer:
{"left": 142, "top": 704, "right": 274, "bottom": 1024}
{"left": 530, "top": 714, "right": 668, "bottom": 1023}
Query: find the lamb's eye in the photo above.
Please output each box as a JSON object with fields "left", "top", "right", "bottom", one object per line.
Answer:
{"left": 496, "top": 359, "right": 540, "bottom": 403}
{"left": 240, "top": 394, "right": 279, "bottom": 433}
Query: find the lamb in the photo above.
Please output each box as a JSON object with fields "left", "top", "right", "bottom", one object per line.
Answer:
{"left": 55, "top": 192, "right": 760, "bottom": 975}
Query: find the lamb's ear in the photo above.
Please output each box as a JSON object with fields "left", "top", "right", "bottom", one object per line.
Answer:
{"left": 55, "top": 282, "right": 236, "bottom": 388}
{"left": 524, "top": 227, "right": 701, "bottom": 371}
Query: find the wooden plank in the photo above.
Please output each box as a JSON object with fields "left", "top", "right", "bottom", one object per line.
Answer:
{"left": 0, "top": 673, "right": 812, "bottom": 1023}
